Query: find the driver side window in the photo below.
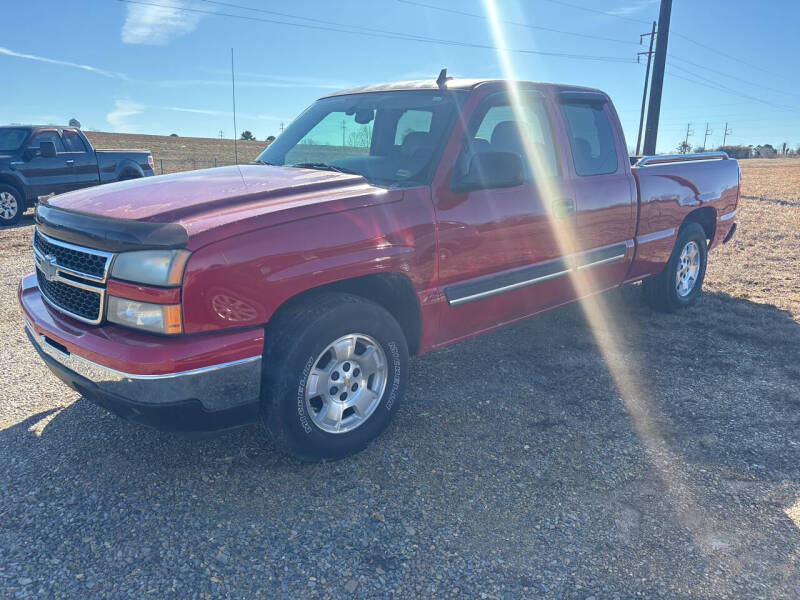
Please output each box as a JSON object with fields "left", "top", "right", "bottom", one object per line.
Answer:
{"left": 455, "top": 94, "right": 559, "bottom": 181}
{"left": 30, "top": 131, "right": 65, "bottom": 153}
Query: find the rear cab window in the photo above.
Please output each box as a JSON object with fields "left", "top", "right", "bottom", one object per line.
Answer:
{"left": 62, "top": 130, "right": 88, "bottom": 152}
{"left": 560, "top": 98, "right": 618, "bottom": 176}
{"left": 30, "top": 131, "right": 65, "bottom": 153}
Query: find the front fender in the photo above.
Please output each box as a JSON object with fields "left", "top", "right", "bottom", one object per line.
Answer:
{"left": 181, "top": 192, "right": 437, "bottom": 334}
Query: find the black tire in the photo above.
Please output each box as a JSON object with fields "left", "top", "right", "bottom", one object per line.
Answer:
{"left": 118, "top": 170, "right": 141, "bottom": 181}
{"left": 0, "top": 184, "right": 24, "bottom": 226}
{"left": 642, "top": 222, "right": 708, "bottom": 312}
{"left": 261, "top": 293, "right": 408, "bottom": 461}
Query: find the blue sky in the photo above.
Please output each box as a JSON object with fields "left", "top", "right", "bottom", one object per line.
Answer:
{"left": 2, "top": 0, "right": 799, "bottom": 154}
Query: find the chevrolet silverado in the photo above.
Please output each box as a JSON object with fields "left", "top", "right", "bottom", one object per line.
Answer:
{"left": 18, "top": 76, "right": 739, "bottom": 460}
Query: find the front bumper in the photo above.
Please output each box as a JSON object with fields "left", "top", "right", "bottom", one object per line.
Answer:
{"left": 19, "top": 274, "right": 265, "bottom": 433}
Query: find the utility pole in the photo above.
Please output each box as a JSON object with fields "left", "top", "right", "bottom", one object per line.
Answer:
{"left": 279, "top": 121, "right": 284, "bottom": 134}
{"left": 683, "top": 123, "right": 694, "bottom": 150}
{"left": 231, "top": 48, "right": 238, "bottom": 165}
{"left": 218, "top": 129, "right": 224, "bottom": 139}
{"left": 702, "top": 122, "right": 712, "bottom": 151}
{"left": 642, "top": 0, "right": 672, "bottom": 155}
{"left": 635, "top": 21, "right": 657, "bottom": 156}
{"left": 722, "top": 122, "right": 731, "bottom": 146}
{"left": 341, "top": 120, "right": 346, "bottom": 147}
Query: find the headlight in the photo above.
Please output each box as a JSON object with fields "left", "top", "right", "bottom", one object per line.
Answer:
{"left": 110, "top": 249, "right": 190, "bottom": 286}
{"left": 107, "top": 297, "right": 182, "bottom": 334}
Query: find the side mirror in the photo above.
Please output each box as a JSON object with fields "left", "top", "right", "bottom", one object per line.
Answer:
{"left": 452, "top": 151, "right": 524, "bottom": 192}
{"left": 39, "top": 141, "right": 57, "bottom": 158}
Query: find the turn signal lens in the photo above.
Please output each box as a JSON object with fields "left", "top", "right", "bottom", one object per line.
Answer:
{"left": 107, "top": 297, "right": 182, "bottom": 335}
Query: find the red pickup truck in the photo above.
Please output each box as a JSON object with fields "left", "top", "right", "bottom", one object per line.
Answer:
{"left": 19, "top": 77, "right": 739, "bottom": 460}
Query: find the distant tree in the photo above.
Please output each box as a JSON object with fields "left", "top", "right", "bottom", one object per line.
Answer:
{"left": 169, "top": 133, "right": 179, "bottom": 137}
{"left": 753, "top": 144, "right": 777, "bottom": 158}
{"left": 716, "top": 145, "right": 751, "bottom": 159}
{"left": 265, "top": 135, "right": 276, "bottom": 144}
{"left": 677, "top": 141, "right": 691, "bottom": 154}
{"left": 692, "top": 145, "right": 705, "bottom": 153}
{"left": 240, "top": 130, "right": 255, "bottom": 140}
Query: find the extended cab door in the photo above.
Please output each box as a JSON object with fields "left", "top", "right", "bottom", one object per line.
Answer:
{"left": 16, "top": 130, "right": 73, "bottom": 200}
{"left": 61, "top": 129, "right": 100, "bottom": 191}
{"left": 557, "top": 91, "right": 636, "bottom": 292}
{"left": 432, "top": 86, "right": 578, "bottom": 344}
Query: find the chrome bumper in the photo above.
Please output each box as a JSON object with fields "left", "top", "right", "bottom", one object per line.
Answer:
{"left": 25, "top": 319, "right": 262, "bottom": 412}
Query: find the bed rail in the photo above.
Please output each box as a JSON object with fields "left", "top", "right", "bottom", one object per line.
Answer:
{"left": 634, "top": 151, "right": 729, "bottom": 167}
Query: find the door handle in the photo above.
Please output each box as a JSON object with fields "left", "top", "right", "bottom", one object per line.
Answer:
{"left": 65, "top": 159, "right": 75, "bottom": 166}
{"left": 552, "top": 198, "right": 575, "bottom": 218}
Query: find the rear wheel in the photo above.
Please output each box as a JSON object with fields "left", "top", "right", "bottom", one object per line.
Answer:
{"left": 118, "top": 170, "right": 141, "bottom": 181}
{"left": 0, "top": 185, "right": 24, "bottom": 226}
{"left": 261, "top": 293, "right": 408, "bottom": 461}
{"left": 643, "top": 222, "right": 708, "bottom": 312}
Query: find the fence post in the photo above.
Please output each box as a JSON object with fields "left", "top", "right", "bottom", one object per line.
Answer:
{"left": 159, "top": 159, "right": 163, "bottom": 174}
{"left": 214, "top": 157, "right": 217, "bottom": 168}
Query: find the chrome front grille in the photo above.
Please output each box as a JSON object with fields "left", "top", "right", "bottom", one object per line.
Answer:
{"left": 32, "top": 229, "right": 114, "bottom": 324}
{"left": 33, "top": 230, "right": 112, "bottom": 282}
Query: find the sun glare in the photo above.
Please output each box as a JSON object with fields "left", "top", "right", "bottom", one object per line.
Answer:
{"left": 481, "top": 0, "right": 731, "bottom": 559}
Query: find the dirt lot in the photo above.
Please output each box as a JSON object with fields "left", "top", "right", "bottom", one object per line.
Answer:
{"left": 1, "top": 158, "right": 799, "bottom": 599}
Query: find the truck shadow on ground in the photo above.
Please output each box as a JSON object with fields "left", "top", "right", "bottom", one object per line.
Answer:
{"left": 3, "top": 287, "right": 799, "bottom": 598}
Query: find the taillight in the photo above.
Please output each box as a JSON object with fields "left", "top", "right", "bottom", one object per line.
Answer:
{"left": 148, "top": 155, "right": 155, "bottom": 170}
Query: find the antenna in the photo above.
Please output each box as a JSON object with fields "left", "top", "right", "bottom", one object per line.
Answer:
{"left": 436, "top": 67, "right": 452, "bottom": 87}
{"left": 231, "top": 48, "right": 238, "bottom": 165}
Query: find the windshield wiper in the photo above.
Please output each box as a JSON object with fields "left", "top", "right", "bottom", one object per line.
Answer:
{"left": 291, "top": 162, "right": 360, "bottom": 175}
{"left": 252, "top": 159, "right": 276, "bottom": 165}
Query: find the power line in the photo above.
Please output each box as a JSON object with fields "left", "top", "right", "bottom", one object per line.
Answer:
{"left": 539, "top": 0, "right": 794, "bottom": 84}
{"left": 666, "top": 67, "right": 796, "bottom": 112}
{"left": 394, "top": 0, "right": 637, "bottom": 45}
{"left": 669, "top": 54, "right": 797, "bottom": 98}
{"left": 537, "top": 0, "right": 650, "bottom": 25}
{"left": 117, "top": 0, "right": 637, "bottom": 64}
{"left": 671, "top": 32, "right": 786, "bottom": 81}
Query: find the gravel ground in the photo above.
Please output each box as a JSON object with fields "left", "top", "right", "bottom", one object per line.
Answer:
{"left": 1, "top": 161, "right": 799, "bottom": 599}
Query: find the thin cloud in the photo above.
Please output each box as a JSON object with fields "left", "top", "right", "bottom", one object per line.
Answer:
{"left": 0, "top": 45, "right": 127, "bottom": 79}
{"left": 106, "top": 99, "right": 288, "bottom": 131}
{"left": 151, "top": 77, "right": 349, "bottom": 90}
{"left": 122, "top": 0, "right": 203, "bottom": 45}
{"left": 608, "top": 0, "right": 657, "bottom": 16}
{"left": 106, "top": 100, "right": 145, "bottom": 132}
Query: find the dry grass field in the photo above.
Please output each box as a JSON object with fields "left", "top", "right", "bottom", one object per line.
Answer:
{"left": 1, "top": 155, "right": 799, "bottom": 598}
{"left": 84, "top": 131, "right": 265, "bottom": 174}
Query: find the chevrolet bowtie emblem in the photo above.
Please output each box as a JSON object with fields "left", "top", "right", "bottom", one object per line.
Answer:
{"left": 40, "top": 253, "right": 58, "bottom": 282}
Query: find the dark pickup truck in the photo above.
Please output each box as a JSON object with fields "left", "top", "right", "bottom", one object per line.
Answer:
{"left": 0, "top": 126, "right": 155, "bottom": 225}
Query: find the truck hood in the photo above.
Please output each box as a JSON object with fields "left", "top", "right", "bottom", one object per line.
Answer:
{"left": 49, "top": 165, "right": 369, "bottom": 221}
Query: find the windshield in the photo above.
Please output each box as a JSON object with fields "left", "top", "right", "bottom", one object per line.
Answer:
{"left": 257, "top": 90, "right": 464, "bottom": 186}
{"left": 0, "top": 128, "right": 30, "bottom": 152}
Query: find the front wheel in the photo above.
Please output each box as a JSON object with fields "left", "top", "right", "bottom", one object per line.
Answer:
{"left": 642, "top": 222, "right": 708, "bottom": 312}
{"left": 261, "top": 293, "right": 408, "bottom": 461}
{"left": 0, "top": 185, "right": 24, "bottom": 226}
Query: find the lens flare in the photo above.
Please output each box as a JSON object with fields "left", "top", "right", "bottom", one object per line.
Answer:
{"left": 481, "top": 0, "right": 732, "bottom": 557}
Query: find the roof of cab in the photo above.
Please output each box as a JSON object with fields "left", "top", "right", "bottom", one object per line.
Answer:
{"left": 320, "top": 78, "right": 605, "bottom": 99}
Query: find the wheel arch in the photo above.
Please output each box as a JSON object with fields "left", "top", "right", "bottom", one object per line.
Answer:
{"left": 681, "top": 206, "right": 716, "bottom": 245}
{"left": 0, "top": 175, "right": 26, "bottom": 202}
{"left": 266, "top": 272, "right": 422, "bottom": 356}
{"left": 117, "top": 164, "right": 143, "bottom": 181}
